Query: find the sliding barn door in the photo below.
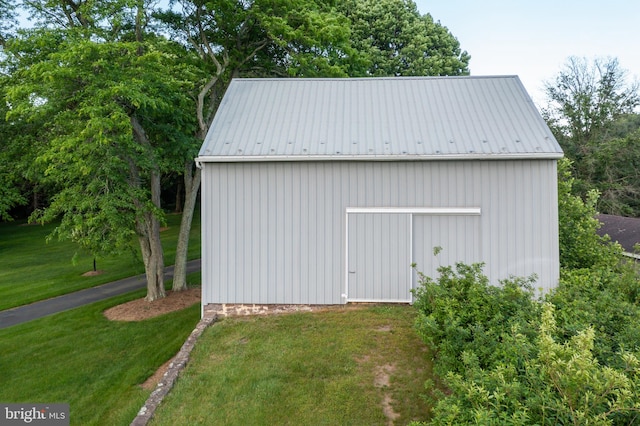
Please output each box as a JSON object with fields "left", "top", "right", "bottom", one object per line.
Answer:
{"left": 347, "top": 213, "right": 412, "bottom": 302}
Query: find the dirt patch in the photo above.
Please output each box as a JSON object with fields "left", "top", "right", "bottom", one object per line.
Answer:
{"left": 103, "top": 287, "right": 201, "bottom": 321}
{"left": 374, "top": 364, "right": 400, "bottom": 425}
{"left": 374, "top": 363, "right": 396, "bottom": 388}
{"left": 141, "top": 357, "right": 175, "bottom": 391}
{"left": 382, "top": 394, "right": 400, "bottom": 424}
{"left": 82, "top": 270, "right": 105, "bottom": 277}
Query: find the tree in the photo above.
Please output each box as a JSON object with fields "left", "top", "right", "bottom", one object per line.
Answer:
{"left": 543, "top": 57, "right": 639, "bottom": 179}
{"left": 339, "top": 0, "right": 470, "bottom": 76}
{"left": 590, "top": 122, "right": 640, "bottom": 215}
{"left": 0, "top": 2, "right": 23, "bottom": 220}
{"left": 155, "top": 0, "right": 357, "bottom": 290}
{"left": 544, "top": 57, "right": 640, "bottom": 215}
{"left": 4, "top": 1, "right": 200, "bottom": 300}
{"left": 0, "top": 79, "right": 27, "bottom": 221}
{"left": 556, "top": 158, "right": 622, "bottom": 269}
{"left": 0, "top": 0, "right": 17, "bottom": 44}
{"left": 544, "top": 57, "right": 639, "bottom": 144}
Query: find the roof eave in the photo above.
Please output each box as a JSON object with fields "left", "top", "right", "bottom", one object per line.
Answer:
{"left": 195, "top": 153, "right": 564, "bottom": 164}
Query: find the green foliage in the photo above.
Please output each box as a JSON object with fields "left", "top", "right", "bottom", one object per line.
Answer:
{"left": 557, "top": 158, "right": 623, "bottom": 269}
{"left": 156, "top": 0, "right": 358, "bottom": 88}
{"left": 0, "top": 170, "right": 24, "bottom": 221}
{"left": 339, "top": 0, "right": 470, "bottom": 77}
{"left": 412, "top": 262, "right": 540, "bottom": 377}
{"left": 544, "top": 56, "right": 640, "bottom": 216}
{"left": 255, "top": 0, "right": 358, "bottom": 77}
{"left": 0, "top": 0, "right": 16, "bottom": 44}
{"left": 0, "top": 76, "right": 28, "bottom": 220}
{"left": 548, "top": 265, "right": 640, "bottom": 369}
{"left": 0, "top": 127, "right": 26, "bottom": 220}
{"left": 413, "top": 263, "right": 640, "bottom": 425}
{"left": 4, "top": 31, "right": 199, "bottom": 255}
{"left": 417, "top": 304, "right": 640, "bottom": 425}
{"left": 544, "top": 56, "right": 639, "bottom": 149}
{"left": 591, "top": 124, "right": 640, "bottom": 216}
{"left": 413, "top": 175, "right": 640, "bottom": 424}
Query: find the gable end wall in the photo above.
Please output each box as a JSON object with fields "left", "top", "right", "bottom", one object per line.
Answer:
{"left": 200, "top": 160, "right": 559, "bottom": 305}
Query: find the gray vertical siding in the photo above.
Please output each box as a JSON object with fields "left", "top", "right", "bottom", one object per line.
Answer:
{"left": 201, "top": 160, "right": 559, "bottom": 305}
{"left": 348, "top": 213, "right": 412, "bottom": 302}
{"left": 412, "top": 214, "right": 482, "bottom": 287}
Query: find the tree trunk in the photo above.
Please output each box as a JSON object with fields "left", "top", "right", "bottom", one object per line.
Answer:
{"left": 130, "top": 114, "right": 165, "bottom": 301}
{"left": 139, "top": 169, "right": 165, "bottom": 301}
{"left": 175, "top": 179, "right": 183, "bottom": 213}
{"left": 172, "top": 160, "right": 201, "bottom": 291}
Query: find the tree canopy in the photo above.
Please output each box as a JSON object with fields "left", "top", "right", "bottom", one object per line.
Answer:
{"left": 339, "top": 0, "right": 470, "bottom": 76}
{"left": 2, "top": 1, "right": 202, "bottom": 299}
{"left": 544, "top": 56, "right": 640, "bottom": 216}
{"left": 544, "top": 57, "right": 639, "bottom": 153}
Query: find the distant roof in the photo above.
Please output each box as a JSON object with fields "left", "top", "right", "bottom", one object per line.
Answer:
{"left": 597, "top": 214, "right": 640, "bottom": 254}
{"left": 197, "top": 76, "right": 563, "bottom": 162}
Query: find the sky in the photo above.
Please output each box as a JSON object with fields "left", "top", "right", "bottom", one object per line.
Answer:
{"left": 414, "top": 0, "right": 640, "bottom": 106}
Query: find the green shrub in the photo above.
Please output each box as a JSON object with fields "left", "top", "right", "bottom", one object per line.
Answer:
{"left": 548, "top": 266, "right": 640, "bottom": 369}
{"left": 413, "top": 261, "right": 640, "bottom": 425}
{"left": 415, "top": 304, "right": 640, "bottom": 425}
{"left": 412, "top": 262, "right": 540, "bottom": 377}
{"left": 411, "top": 161, "right": 640, "bottom": 425}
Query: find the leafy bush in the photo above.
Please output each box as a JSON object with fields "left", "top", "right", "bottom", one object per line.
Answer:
{"left": 549, "top": 267, "right": 640, "bottom": 368}
{"left": 414, "top": 304, "right": 640, "bottom": 425}
{"left": 412, "top": 262, "right": 539, "bottom": 377}
{"left": 412, "top": 265, "right": 640, "bottom": 425}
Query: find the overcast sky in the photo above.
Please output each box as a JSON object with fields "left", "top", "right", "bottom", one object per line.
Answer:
{"left": 414, "top": 0, "right": 640, "bottom": 107}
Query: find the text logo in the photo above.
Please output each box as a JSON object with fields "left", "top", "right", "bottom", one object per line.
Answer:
{"left": 1, "top": 404, "right": 69, "bottom": 426}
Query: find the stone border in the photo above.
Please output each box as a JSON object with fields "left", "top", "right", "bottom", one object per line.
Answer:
{"left": 130, "top": 306, "right": 220, "bottom": 426}
{"left": 214, "top": 303, "right": 346, "bottom": 317}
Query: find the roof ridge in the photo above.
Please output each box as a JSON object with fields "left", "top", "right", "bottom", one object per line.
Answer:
{"left": 232, "top": 75, "right": 520, "bottom": 82}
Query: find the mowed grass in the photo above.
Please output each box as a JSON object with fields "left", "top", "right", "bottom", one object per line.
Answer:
{"left": 151, "top": 305, "right": 434, "bottom": 425}
{"left": 0, "top": 212, "right": 204, "bottom": 425}
{"left": 0, "top": 211, "right": 200, "bottom": 310}
{"left": 0, "top": 285, "right": 201, "bottom": 425}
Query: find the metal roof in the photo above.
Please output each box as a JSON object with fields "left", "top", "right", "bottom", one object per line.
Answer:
{"left": 197, "top": 76, "right": 563, "bottom": 163}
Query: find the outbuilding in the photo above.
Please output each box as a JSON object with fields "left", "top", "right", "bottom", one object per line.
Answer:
{"left": 196, "top": 76, "right": 563, "bottom": 310}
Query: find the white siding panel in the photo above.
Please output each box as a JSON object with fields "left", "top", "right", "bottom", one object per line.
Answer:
{"left": 348, "top": 213, "right": 412, "bottom": 302}
{"left": 200, "top": 160, "right": 560, "bottom": 305}
{"left": 412, "top": 214, "right": 482, "bottom": 284}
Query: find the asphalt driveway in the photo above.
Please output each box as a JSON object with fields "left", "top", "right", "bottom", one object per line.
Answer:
{"left": 0, "top": 259, "right": 201, "bottom": 329}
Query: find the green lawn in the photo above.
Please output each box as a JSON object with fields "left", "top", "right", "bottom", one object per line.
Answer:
{"left": 151, "top": 305, "right": 434, "bottom": 425}
{"left": 0, "top": 286, "right": 201, "bottom": 425}
{"left": 0, "top": 211, "right": 200, "bottom": 310}
{"left": 0, "top": 211, "right": 204, "bottom": 425}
